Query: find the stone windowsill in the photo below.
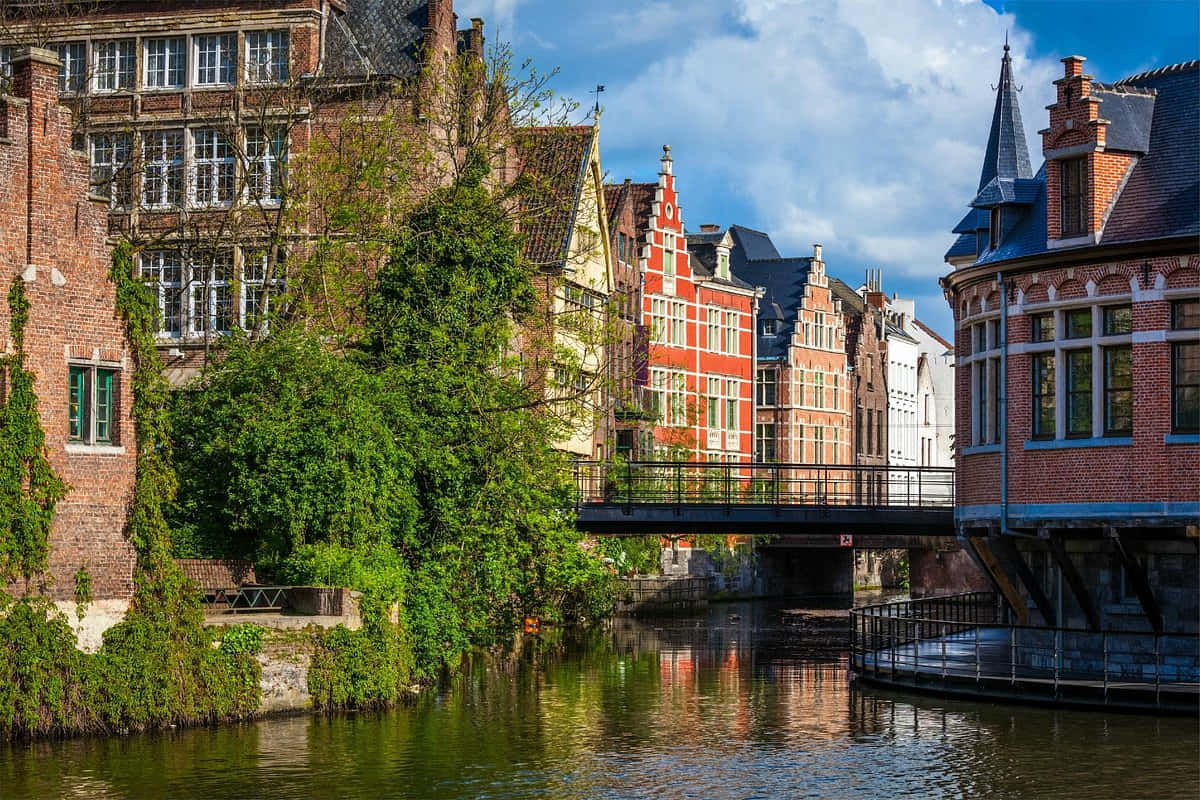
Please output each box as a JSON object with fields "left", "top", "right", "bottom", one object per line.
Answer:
{"left": 1023, "top": 437, "right": 1132, "bottom": 451}
{"left": 960, "top": 444, "right": 1002, "bottom": 456}
{"left": 1164, "top": 433, "right": 1200, "bottom": 445}
{"left": 65, "top": 443, "right": 126, "bottom": 456}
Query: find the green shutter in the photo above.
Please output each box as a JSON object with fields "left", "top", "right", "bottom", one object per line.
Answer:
{"left": 96, "top": 369, "right": 115, "bottom": 443}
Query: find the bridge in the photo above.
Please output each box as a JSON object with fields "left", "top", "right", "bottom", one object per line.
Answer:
{"left": 572, "top": 461, "right": 955, "bottom": 541}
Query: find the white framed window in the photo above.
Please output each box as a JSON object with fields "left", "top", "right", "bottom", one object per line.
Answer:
{"left": 246, "top": 126, "right": 286, "bottom": 203}
{"left": 90, "top": 133, "right": 132, "bottom": 207}
{"left": 142, "top": 129, "right": 184, "bottom": 208}
{"left": 706, "top": 306, "right": 721, "bottom": 351}
{"left": 649, "top": 297, "right": 668, "bottom": 344}
{"left": 140, "top": 250, "right": 184, "bottom": 337}
{"left": 814, "top": 372, "right": 825, "bottom": 409}
{"left": 54, "top": 42, "right": 86, "bottom": 92}
{"left": 245, "top": 30, "right": 289, "bottom": 83}
{"left": 716, "top": 250, "right": 730, "bottom": 280}
{"left": 189, "top": 250, "right": 234, "bottom": 334}
{"left": 669, "top": 299, "right": 686, "bottom": 346}
{"left": 724, "top": 310, "right": 738, "bottom": 354}
{"left": 93, "top": 39, "right": 135, "bottom": 92}
{"left": 723, "top": 378, "right": 737, "bottom": 432}
{"left": 242, "top": 248, "right": 284, "bottom": 331}
{"left": 192, "top": 128, "right": 235, "bottom": 206}
{"left": 194, "top": 33, "right": 236, "bottom": 86}
{"left": 661, "top": 232, "right": 676, "bottom": 294}
{"left": 0, "top": 46, "right": 12, "bottom": 83}
{"left": 144, "top": 38, "right": 185, "bottom": 88}
{"left": 705, "top": 377, "right": 720, "bottom": 430}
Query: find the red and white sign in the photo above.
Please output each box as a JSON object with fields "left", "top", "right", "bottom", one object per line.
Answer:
{"left": 839, "top": 534, "right": 853, "bottom": 548}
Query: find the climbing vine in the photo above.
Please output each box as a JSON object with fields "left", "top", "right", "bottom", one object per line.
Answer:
{"left": 0, "top": 279, "right": 69, "bottom": 587}
{"left": 0, "top": 246, "right": 262, "bottom": 741}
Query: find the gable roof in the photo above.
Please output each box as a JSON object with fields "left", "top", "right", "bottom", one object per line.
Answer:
{"left": 913, "top": 318, "right": 954, "bottom": 351}
{"left": 828, "top": 276, "right": 866, "bottom": 315}
{"left": 725, "top": 226, "right": 811, "bottom": 360}
{"left": 948, "top": 59, "right": 1199, "bottom": 265}
{"left": 515, "top": 125, "right": 595, "bottom": 269}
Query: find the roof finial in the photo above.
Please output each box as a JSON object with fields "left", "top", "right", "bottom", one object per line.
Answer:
{"left": 1004, "top": 29, "right": 1009, "bottom": 53}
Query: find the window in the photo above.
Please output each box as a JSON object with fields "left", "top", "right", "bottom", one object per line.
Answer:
{"left": 68, "top": 366, "right": 117, "bottom": 444}
{"left": 193, "top": 129, "right": 235, "bottom": 206}
{"left": 662, "top": 232, "right": 676, "bottom": 289}
{"left": 195, "top": 34, "right": 236, "bottom": 86}
{"left": 242, "top": 248, "right": 283, "bottom": 331}
{"left": 706, "top": 307, "right": 721, "bottom": 351}
{"left": 814, "top": 426, "right": 825, "bottom": 465}
{"left": 724, "top": 311, "right": 738, "bottom": 354}
{"left": 757, "top": 368, "right": 777, "bottom": 406}
{"left": 990, "top": 358, "right": 1000, "bottom": 443}
{"left": 669, "top": 300, "right": 686, "bottom": 346}
{"left": 0, "top": 46, "right": 11, "bottom": 84}
{"left": 706, "top": 390, "right": 719, "bottom": 430}
{"left": 667, "top": 371, "right": 686, "bottom": 427}
{"left": 1060, "top": 157, "right": 1087, "bottom": 236}
{"left": 988, "top": 207, "right": 1001, "bottom": 250}
{"left": 814, "top": 372, "right": 825, "bottom": 409}
{"left": 94, "top": 39, "right": 135, "bottom": 91}
{"left": 1103, "top": 305, "right": 1132, "bottom": 336}
{"left": 1172, "top": 299, "right": 1200, "bottom": 433}
{"left": 1031, "top": 352, "right": 1055, "bottom": 439}
{"left": 144, "top": 38, "right": 185, "bottom": 88}
{"left": 1065, "top": 308, "right": 1091, "bottom": 339}
{"left": 815, "top": 313, "right": 825, "bottom": 348}
{"left": 724, "top": 381, "right": 737, "bottom": 432}
{"left": 649, "top": 297, "right": 668, "bottom": 344}
{"left": 142, "top": 129, "right": 184, "bottom": 207}
{"left": 1030, "top": 313, "right": 1053, "bottom": 343}
{"left": 1103, "top": 345, "right": 1132, "bottom": 436}
{"left": 973, "top": 323, "right": 987, "bottom": 354}
{"left": 246, "top": 31, "right": 289, "bottom": 83}
{"left": 1066, "top": 349, "right": 1092, "bottom": 437}
{"left": 55, "top": 42, "right": 86, "bottom": 92}
{"left": 140, "top": 250, "right": 184, "bottom": 336}
{"left": 90, "top": 133, "right": 132, "bottom": 207}
{"left": 762, "top": 319, "right": 777, "bottom": 336}
{"left": 716, "top": 251, "right": 730, "bottom": 280}
{"left": 755, "top": 423, "right": 776, "bottom": 462}
{"left": 976, "top": 361, "right": 988, "bottom": 444}
{"left": 866, "top": 410, "right": 875, "bottom": 455}
{"left": 190, "top": 251, "right": 234, "bottom": 334}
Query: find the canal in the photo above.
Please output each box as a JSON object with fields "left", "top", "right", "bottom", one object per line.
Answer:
{"left": 3, "top": 599, "right": 1197, "bottom": 799}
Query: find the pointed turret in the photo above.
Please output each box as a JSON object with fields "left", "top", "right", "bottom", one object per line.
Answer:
{"left": 977, "top": 39, "right": 1033, "bottom": 192}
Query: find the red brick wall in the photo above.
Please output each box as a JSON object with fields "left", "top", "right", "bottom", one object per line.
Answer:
{"left": 1, "top": 50, "right": 137, "bottom": 600}
{"left": 953, "top": 255, "right": 1200, "bottom": 518}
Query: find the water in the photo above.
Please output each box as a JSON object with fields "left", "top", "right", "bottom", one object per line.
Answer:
{"left": 3, "top": 600, "right": 1197, "bottom": 799}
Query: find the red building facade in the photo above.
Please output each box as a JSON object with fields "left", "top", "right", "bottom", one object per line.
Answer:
{"left": 944, "top": 50, "right": 1199, "bottom": 632}
{"left": 626, "top": 147, "right": 760, "bottom": 460}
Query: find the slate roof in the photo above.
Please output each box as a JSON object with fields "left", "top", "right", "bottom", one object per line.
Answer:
{"left": 828, "top": 276, "right": 865, "bottom": 315}
{"left": 684, "top": 232, "right": 757, "bottom": 291}
{"left": 976, "top": 42, "right": 1033, "bottom": 194}
{"left": 947, "top": 58, "right": 1199, "bottom": 265}
{"left": 726, "top": 227, "right": 811, "bottom": 360}
{"left": 515, "top": 126, "right": 595, "bottom": 269}
{"left": 323, "top": 0, "right": 430, "bottom": 79}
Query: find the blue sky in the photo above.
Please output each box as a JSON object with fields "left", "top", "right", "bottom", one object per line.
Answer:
{"left": 457, "top": 0, "right": 1198, "bottom": 336}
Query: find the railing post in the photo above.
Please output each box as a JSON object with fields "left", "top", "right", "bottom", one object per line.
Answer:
{"left": 1102, "top": 630, "right": 1108, "bottom": 703}
{"left": 941, "top": 623, "right": 947, "bottom": 684}
{"left": 1155, "top": 634, "right": 1161, "bottom": 710}
{"left": 1054, "top": 628, "right": 1060, "bottom": 698}
{"left": 918, "top": 469, "right": 923, "bottom": 507}
{"left": 975, "top": 626, "right": 981, "bottom": 686}
{"left": 675, "top": 462, "right": 682, "bottom": 513}
{"left": 1011, "top": 626, "right": 1017, "bottom": 687}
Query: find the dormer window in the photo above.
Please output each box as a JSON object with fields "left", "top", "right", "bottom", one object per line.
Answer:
{"left": 762, "top": 319, "right": 777, "bottom": 336}
{"left": 988, "top": 208, "right": 1001, "bottom": 250}
{"left": 1061, "top": 157, "right": 1087, "bottom": 236}
{"left": 716, "top": 250, "right": 730, "bottom": 280}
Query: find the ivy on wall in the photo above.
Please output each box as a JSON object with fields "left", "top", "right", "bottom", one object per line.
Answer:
{"left": 0, "top": 278, "right": 69, "bottom": 587}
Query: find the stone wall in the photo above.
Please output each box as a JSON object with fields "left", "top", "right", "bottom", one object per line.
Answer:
{"left": 908, "top": 547, "right": 990, "bottom": 598}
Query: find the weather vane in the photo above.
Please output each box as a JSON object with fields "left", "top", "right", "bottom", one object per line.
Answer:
{"left": 591, "top": 84, "right": 605, "bottom": 119}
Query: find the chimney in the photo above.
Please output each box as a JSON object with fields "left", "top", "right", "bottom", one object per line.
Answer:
{"left": 468, "top": 17, "right": 484, "bottom": 57}
{"left": 812, "top": 243, "right": 822, "bottom": 262}
{"left": 865, "top": 269, "right": 886, "bottom": 309}
{"left": 11, "top": 47, "right": 68, "bottom": 271}
{"left": 660, "top": 144, "right": 672, "bottom": 175}
{"left": 700, "top": 224, "right": 720, "bottom": 233}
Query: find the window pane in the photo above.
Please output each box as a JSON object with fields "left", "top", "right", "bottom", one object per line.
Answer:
{"left": 1032, "top": 353, "right": 1055, "bottom": 438}
{"left": 1174, "top": 342, "right": 1200, "bottom": 432}
{"left": 1030, "top": 313, "right": 1053, "bottom": 342}
{"left": 1103, "top": 305, "right": 1132, "bottom": 335}
{"left": 1103, "top": 346, "right": 1132, "bottom": 435}
{"left": 1065, "top": 308, "right": 1091, "bottom": 339}
{"left": 1066, "top": 349, "right": 1092, "bottom": 436}
{"left": 95, "top": 369, "right": 114, "bottom": 443}
{"left": 1172, "top": 299, "right": 1200, "bottom": 330}
{"left": 68, "top": 366, "right": 88, "bottom": 440}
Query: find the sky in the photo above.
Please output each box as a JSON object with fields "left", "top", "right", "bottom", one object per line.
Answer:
{"left": 456, "top": 0, "right": 1199, "bottom": 337}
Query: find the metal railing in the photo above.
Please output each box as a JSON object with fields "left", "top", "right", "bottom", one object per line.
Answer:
{"left": 201, "top": 585, "right": 289, "bottom": 613}
{"left": 574, "top": 461, "right": 954, "bottom": 510}
{"left": 850, "top": 593, "right": 1200, "bottom": 712}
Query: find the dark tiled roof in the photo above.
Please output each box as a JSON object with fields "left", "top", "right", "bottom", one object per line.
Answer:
{"left": 515, "top": 125, "right": 595, "bottom": 269}
{"left": 684, "top": 232, "right": 756, "bottom": 290}
{"left": 728, "top": 227, "right": 810, "bottom": 360}
{"left": 953, "top": 208, "right": 987, "bottom": 234}
{"left": 323, "top": 0, "right": 429, "bottom": 79}
{"left": 886, "top": 321, "right": 919, "bottom": 344}
{"left": 828, "top": 276, "right": 865, "bottom": 314}
{"left": 971, "top": 176, "right": 1040, "bottom": 207}
{"left": 1093, "top": 86, "right": 1156, "bottom": 153}
{"left": 729, "top": 225, "right": 781, "bottom": 261}
{"left": 976, "top": 43, "right": 1033, "bottom": 194}
{"left": 603, "top": 184, "right": 625, "bottom": 227}
{"left": 947, "top": 60, "right": 1199, "bottom": 264}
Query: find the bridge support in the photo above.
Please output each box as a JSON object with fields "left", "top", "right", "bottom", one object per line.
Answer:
{"left": 756, "top": 547, "right": 853, "bottom": 603}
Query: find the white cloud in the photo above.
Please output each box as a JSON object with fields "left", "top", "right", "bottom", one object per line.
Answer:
{"left": 598, "top": 0, "right": 1061, "bottom": 297}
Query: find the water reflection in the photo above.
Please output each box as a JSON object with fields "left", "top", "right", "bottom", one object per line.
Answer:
{"left": 2, "top": 601, "right": 1196, "bottom": 799}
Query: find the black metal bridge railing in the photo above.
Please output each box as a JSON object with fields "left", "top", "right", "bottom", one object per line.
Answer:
{"left": 573, "top": 461, "right": 955, "bottom": 511}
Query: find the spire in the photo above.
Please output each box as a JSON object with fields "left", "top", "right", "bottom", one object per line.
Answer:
{"left": 977, "top": 39, "right": 1033, "bottom": 192}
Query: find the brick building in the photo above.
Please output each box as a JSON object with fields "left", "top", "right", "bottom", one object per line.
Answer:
{"left": 0, "top": 48, "right": 137, "bottom": 602}
{"left": 728, "top": 228, "right": 852, "bottom": 468}
{"left": 619, "top": 147, "right": 761, "bottom": 461}
{"left": 943, "top": 46, "right": 1199, "bottom": 631}
{"left": 1, "top": 0, "right": 494, "bottom": 383}
{"left": 829, "top": 275, "right": 887, "bottom": 497}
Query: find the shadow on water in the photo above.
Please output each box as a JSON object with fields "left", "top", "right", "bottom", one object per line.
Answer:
{"left": 2, "top": 599, "right": 1197, "bottom": 799}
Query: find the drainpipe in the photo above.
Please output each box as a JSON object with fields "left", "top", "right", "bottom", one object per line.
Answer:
{"left": 998, "top": 271, "right": 1009, "bottom": 536}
